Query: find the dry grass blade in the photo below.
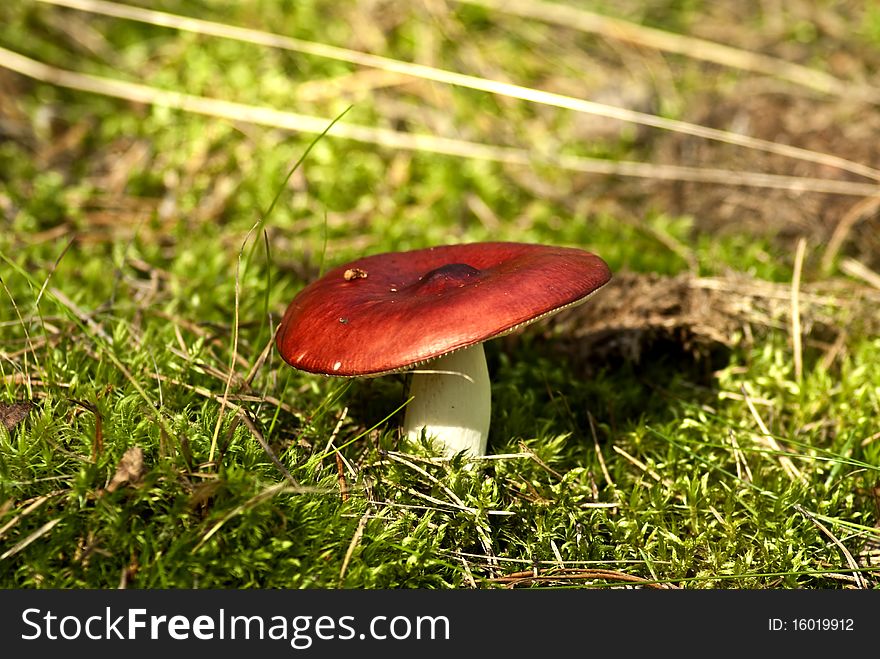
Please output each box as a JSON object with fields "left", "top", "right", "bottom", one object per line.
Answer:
{"left": 2, "top": 46, "right": 879, "bottom": 196}
{"left": 237, "top": 411, "right": 300, "bottom": 488}
{"left": 243, "top": 330, "right": 277, "bottom": 388}
{"left": 42, "top": 286, "right": 182, "bottom": 449}
{"left": 384, "top": 452, "right": 469, "bottom": 509}
{"left": 728, "top": 430, "right": 754, "bottom": 484}
{"left": 49, "top": 287, "right": 110, "bottom": 342}
{"left": 157, "top": 372, "right": 299, "bottom": 418}
{"left": 459, "top": 556, "right": 478, "bottom": 589}
{"left": 322, "top": 407, "right": 349, "bottom": 456}
{"left": 821, "top": 196, "right": 880, "bottom": 273}
{"left": 383, "top": 452, "right": 499, "bottom": 573}
{"left": 741, "top": 385, "right": 806, "bottom": 485}
{"left": 460, "top": 0, "right": 871, "bottom": 101}
{"left": 612, "top": 445, "right": 666, "bottom": 485}
{"left": 0, "top": 491, "right": 65, "bottom": 541}
{"left": 338, "top": 508, "right": 374, "bottom": 586}
{"left": 208, "top": 219, "right": 261, "bottom": 466}
{"left": 489, "top": 567, "right": 676, "bottom": 589}
{"left": 516, "top": 441, "right": 564, "bottom": 480}
{"left": 69, "top": 398, "right": 103, "bottom": 461}
{"left": 841, "top": 259, "right": 880, "bottom": 290}
{"left": 34, "top": 0, "right": 880, "bottom": 181}
{"left": 192, "top": 482, "right": 319, "bottom": 552}
{"left": 0, "top": 277, "right": 39, "bottom": 398}
{"left": 791, "top": 238, "right": 807, "bottom": 383}
{"left": 324, "top": 408, "right": 354, "bottom": 501}
{"left": 0, "top": 518, "right": 62, "bottom": 561}
{"left": 334, "top": 452, "right": 349, "bottom": 502}
{"left": 446, "top": 551, "right": 658, "bottom": 567}
{"left": 588, "top": 411, "right": 615, "bottom": 492}
{"left": 794, "top": 504, "right": 868, "bottom": 589}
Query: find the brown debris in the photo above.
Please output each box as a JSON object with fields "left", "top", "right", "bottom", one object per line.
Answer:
{"left": 544, "top": 271, "right": 880, "bottom": 372}
{"left": 105, "top": 446, "right": 146, "bottom": 493}
{"left": 69, "top": 399, "right": 104, "bottom": 461}
{"left": 0, "top": 400, "right": 33, "bottom": 431}
{"left": 489, "top": 567, "right": 676, "bottom": 589}
{"left": 548, "top": 272, "right": 734, "bottom": 368}
{"left": 343, "top": 268, "right": 369, "bottom": 281}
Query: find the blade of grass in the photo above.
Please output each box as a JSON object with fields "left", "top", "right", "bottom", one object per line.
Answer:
{"left": 244, "top": 106, "right": 351, "bottom": 271}
{"left": 794, "top": 503, "right": 868, "bottom": 589}
{"left": 211, "top": 109, "right": 348, "bottom": 465}
{"left": 314, "top": 396, "right": 413, "bottom": 461}
{"left": 0, "top": 277, "right": 37, "bottom": 400}
{"left": 0, "top": 518, "right": 61, "bottom": 561}
{"left": 791, "top": 238, "right": 807, "bottom": 383}
{"left": 741, "top": 383, "right": 806, "bottom": 484}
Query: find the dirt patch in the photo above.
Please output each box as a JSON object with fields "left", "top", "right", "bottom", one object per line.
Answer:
{"left": 643, "top": 88, "right": 880, "bottom": 269}
{"left": 541, "top": 270, "right": 880, "bottom": 375}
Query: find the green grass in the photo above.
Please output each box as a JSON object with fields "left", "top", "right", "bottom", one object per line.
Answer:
{"left": 1, "top": 0, "right": 879, "bottom": 589}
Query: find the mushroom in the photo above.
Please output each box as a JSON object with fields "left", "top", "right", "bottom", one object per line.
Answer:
{"left": 276, "top": 242, "right": 611, "bottom": 457}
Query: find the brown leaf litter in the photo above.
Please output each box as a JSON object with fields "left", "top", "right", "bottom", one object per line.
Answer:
{"left": 104, "top": 446, "right": 146, "bottom": 494}
{"left": 0, "top": 400, "right": 33, "bottom": 431}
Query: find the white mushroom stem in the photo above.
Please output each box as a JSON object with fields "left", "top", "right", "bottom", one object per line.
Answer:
{"left": 403, "top": 343, "right": 491, "bottom": 457}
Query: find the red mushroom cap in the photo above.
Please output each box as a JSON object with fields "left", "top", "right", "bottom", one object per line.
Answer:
{"left": 276, "top": 242, "right": 611, "bottom": 376}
